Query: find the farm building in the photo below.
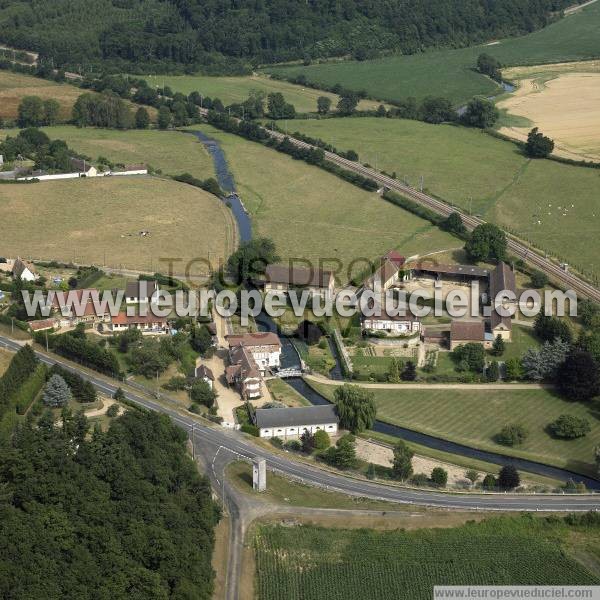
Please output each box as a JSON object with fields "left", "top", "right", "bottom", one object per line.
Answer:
{"left": 409, "top": 262, "right": 490, "bottom": 283}
{"left": 226, "top": 332, "right": 282, "bottom": 374}
{"left": 191, "top": 360, "right": 215, "bottom": 390}
{"left": 29, "top": 318, "right": 58, "bottom": 333}
{"left": 125, "top": 280, "right": 160, "bottom": 304}
{"left": 364, "top": 251, "right": 405, "bottom": 293}
{"left": 70, "top": 158, "right": 98, "bottom": 177}
{"left": 110, "top": 312, "right": 169, "bottom": 335}
{"left": 49, "top": 288, "right": 109, "bottom": 325}
{"left": 450, "top": 320, "right": 493, "bottom": 350}
{"left": 264, "top": 263, "right": 335, "bottom": 300}
{"left": 12, "top": 257, "right": 38, "bottom": 282}
{"left": 254, "top": 405, "right": 339, "bottom": 439}
{"left": 362, "top": 312, "right": 422, "bottom": 336}
{"left": 488, "top": 262, "right": 516, "bottom": 342}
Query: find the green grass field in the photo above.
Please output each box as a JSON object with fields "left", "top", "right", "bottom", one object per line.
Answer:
{"left": 29, "top": 125, "right": 215, "bottom": 180}
{"left": 264, "top": 2, "right": 600, "bottom": 105}
{"left": 141, "top": 73, "right": 383, "bottom": 114}
{"left": 0, "top": 176, "right": 237, "bottom": 272}
{"left": 310, "top": 381, "right": 600, "bottom": 477}
{"left": 280, "top": 117, "right": 600, "bottom": 276}
{"left": 253, "top": 517, "right": 600, "bottom": 600}
{"left": 189, "top": 124, "right": 458, "bottom": 281}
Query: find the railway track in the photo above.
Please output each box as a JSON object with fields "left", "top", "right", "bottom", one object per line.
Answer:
{"left": 197, "top": 110, "right": 600, "bottom": 302}
{"left": 270, "top": 128, "right": 600, "bottom": 302}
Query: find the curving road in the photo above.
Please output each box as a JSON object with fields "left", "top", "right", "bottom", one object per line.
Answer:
{"left": 2, "top": 334, "right": 599, "bottom": 512}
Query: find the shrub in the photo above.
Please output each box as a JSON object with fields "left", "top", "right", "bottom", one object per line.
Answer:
{"left": 106, "top": 403, "right": 120, "bottom": 418}
{"left": 240, "top": 424, "right": 259, "bottom": 437}
{"left": 498, "top": 465, "right": 521, "bottom": 490}
{"left": 482, "top": 474, "right": 497, "bottom": 490}
{"left": 284, "top": 439, "right": 302, "bottom": 452}
{"left": 430, "top": 467, "right": 448, "bottom": 487}
{"left": 548, "top": 415, "right": 591, "bottom": 439}
{"left": 270, "top": 436, "right": 284, "bottom": 448}
{"left": 366, "top": 463, "right": 376, "bottom": 480}
{"left": 497, "top": 424, "right": 528, "bottom": 446}
{"left": 313, "top": 429, "right": 331, "bottom": 450}
{"left": 410, "top": 473, "right": 430, "bottom": 486}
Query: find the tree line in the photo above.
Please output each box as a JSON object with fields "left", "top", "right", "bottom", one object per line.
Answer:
{"left": 0, "top": 0, "right": 581, "bottom": 73}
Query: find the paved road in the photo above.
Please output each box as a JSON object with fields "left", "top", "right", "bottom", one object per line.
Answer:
{"left": 2, "top": 335, "right": 599, "bottom": 512}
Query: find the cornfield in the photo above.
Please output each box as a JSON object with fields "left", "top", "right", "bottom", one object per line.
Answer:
{"left": 253, "top": 517, "right": 600, "bottom": 599}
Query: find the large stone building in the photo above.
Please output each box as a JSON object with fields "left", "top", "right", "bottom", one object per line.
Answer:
{"left": 264, "top": 263, "right": 335, "bottom": 300}
{"left": 226, "top": 332, "right": 282, "bottom": 374}
{"left": 226, "top": 345, "right": 263, "bottom": 399}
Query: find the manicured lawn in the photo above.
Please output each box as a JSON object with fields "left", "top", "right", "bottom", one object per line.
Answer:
{"left": 0, "top": 176, "right": 237, "bottom": 273}
{"left": 253, "top": 517, "right": 600, "bottom": 600}
{"left": 189, "top": 124, "right": 458, "bottom": 281}
{"left": 491, "top": 324, "right": 540, "bottom": 361}
{"left": 265, "top": 379, "right": 311, "bottom": 407}
{"left": 0, "top": 70, "right": 86, "bottom": 121}
{"left": 281, "top": 117, "right": 600, "bottom": 275}
{"left": 142, "top": 73, "right": 383, "bottom": 114}
{"left": 311, "top": 381, "right": 600, "bottom": 477}
{"left": 37, "top": 125, "right": 215, "bottom": 180}
{"left": 264, "top": 2, "right": 600, "bottom": 105}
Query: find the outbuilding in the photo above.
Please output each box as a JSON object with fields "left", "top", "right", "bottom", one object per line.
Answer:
{"left": 254, "top": 405, "right": 339, "bottom": 439}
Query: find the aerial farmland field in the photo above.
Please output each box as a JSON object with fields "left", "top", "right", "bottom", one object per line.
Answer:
{"left": 0, "top": 176, "right": 236, "bottom": 272}
{"left": 0, "top": 70, "right": 84, "bottom": 121}
{"left": 142, "top": 73, "right": 383, "bottom": 114}
{"left": 282, "top": 117, "right": 600, "bottom": 277}
{"left": 253, "top": 518, "right": 600, "bottom": 600}
{"left": 497, "top": 61, "right": 600, "bottom": 161}
{"left": 264, "top": 1, "right": 600, "bottom": 106}
{"left": 190, "top": 124, "right": 458, "bottom": 280}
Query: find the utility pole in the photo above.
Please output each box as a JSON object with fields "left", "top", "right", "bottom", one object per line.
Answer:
{"left": 45, "top": 332, "right": 49, "bottom": 353}
{"left": 191, "top": 422, "right": 196, "bottom": 459}
{"left": 11, "top": 317, "right": 14, "bottom": 335}
{"left": 419, "top": 175, "right": 424, "bottom": 192}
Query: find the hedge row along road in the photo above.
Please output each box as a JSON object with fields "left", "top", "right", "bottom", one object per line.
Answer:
{"left": 1, "top": 334, "right": 599, "bottom": 512}
{"left": 195, "top": 108, "right": 600, "bottom": 302}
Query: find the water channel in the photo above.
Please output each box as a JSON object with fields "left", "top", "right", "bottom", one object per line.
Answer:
{"left": 196, "top": 126, "right": 599, "bottom": 489}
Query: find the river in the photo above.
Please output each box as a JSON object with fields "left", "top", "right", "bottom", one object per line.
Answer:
{"left": 195, "top": 123, "right": 598, "bottom": 489}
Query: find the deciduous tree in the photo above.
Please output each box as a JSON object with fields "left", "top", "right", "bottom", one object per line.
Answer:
{"left": 334, "top": 384, "right": 376, "bottom": 433}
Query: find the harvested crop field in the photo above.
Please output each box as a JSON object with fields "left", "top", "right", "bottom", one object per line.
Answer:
{"left": 0, "top": 70, "right": 84, "bottom": 121}
{"left": 0, "top": 176, "right": 236, "bottom": 274}
{"left": 498, "top": 61, "right": 600, "bottom": 161}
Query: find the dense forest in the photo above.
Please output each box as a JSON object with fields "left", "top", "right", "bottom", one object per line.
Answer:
{"left": 0, "top": 0, "right": 583, "bottom": 73}
{"left": 0, "top": 408, "right": 220, "bottom": 598}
